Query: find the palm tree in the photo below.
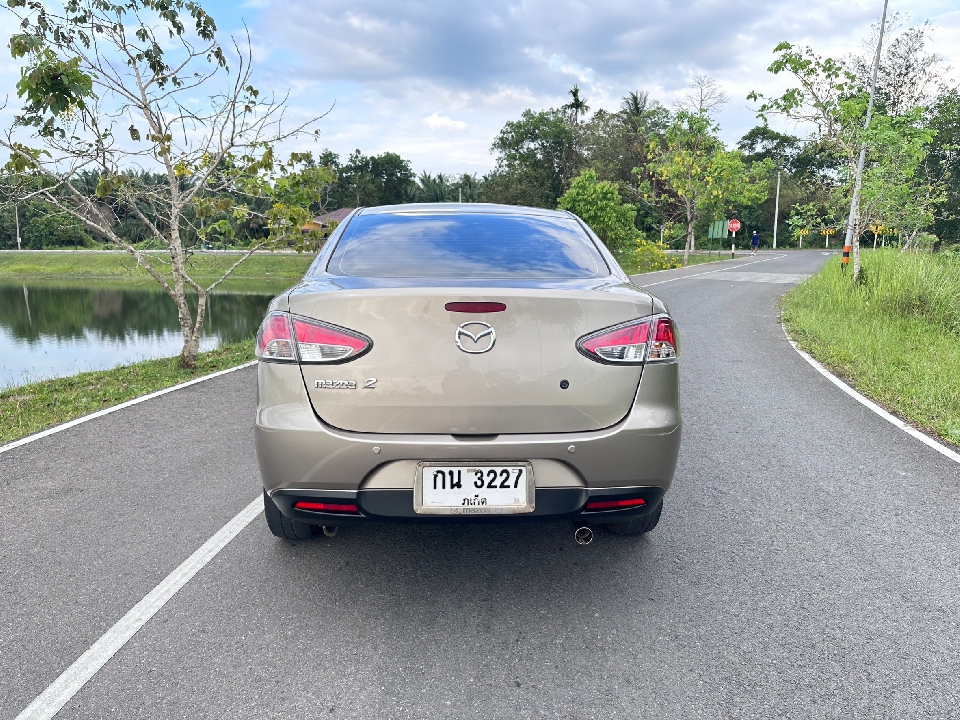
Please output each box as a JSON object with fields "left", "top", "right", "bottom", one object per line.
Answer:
{"left": 564, "top": 84, "right": 590, "bottom": 123}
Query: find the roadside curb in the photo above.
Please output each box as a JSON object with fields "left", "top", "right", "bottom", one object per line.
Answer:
{"left": 782, "top": 324, "right": 960, "bottom": 465}
{"left": 0, "top": 361, "right": 257, "bottom": 455}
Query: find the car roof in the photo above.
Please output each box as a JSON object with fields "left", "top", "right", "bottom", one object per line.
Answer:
{"left": 357, "top": 203, "right": 572, "bottom": 219}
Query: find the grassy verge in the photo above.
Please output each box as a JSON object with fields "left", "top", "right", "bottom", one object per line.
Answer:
{"left": 0, "top": 251, "right": 314, "bottom": 284}
{"left": 781, "top": 249, "right": 960, "bottom": 447}
{"left": 619, "top": 252, "right": 734, "bottom": 275}
{"left": 1, "top": 338, "right": 255, "bottom": 445}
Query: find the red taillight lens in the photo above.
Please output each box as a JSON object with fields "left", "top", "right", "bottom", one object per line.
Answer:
{"left": 445, "top": 302, "right": 507, "bottom": 313}
{"left": 585, "top": 498, "right": 647, "bottom": 511}
{"left": 256, "top": 312, "right": 371, "bottom": 364}
{"left": 650, "top": 317, "right": 678, "bottom": 361}
{"left": 294, "top": 501, "right": 359, "bottom": 514}
{"left": 578, "top": 319, "right": 651, "bottom": 364}
{"left": 293, "top": 318, "right": 370, "bottom": 363}
{"left": 256, "top": 313, "right": 295, "bottom": 361}
{"left": 577, "top": 315, "right": 678, "bottom": 365}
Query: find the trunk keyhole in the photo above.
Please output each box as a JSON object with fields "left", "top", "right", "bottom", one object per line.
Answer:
{"left": 560, "top": 380, "right": 569, "bottom": 389}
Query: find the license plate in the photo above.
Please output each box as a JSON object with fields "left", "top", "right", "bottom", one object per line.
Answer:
{"left": 414, "top": 462, "right": 535, "bottom": 515}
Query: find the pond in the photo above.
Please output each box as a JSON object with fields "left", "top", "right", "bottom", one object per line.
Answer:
{"left": 0, "top": 280, "right": 287, "bottom": 387}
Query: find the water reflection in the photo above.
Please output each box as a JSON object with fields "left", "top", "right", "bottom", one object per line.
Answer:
{"left": 0, "top": 281, "right": 282, "bottom": 387}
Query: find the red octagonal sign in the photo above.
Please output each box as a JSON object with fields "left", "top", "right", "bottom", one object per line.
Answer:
{"left": 728, "top": 218, "right": 741, "bottom": 233}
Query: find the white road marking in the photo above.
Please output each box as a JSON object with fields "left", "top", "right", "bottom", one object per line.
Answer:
{"left": 700, "top": 271, "right": 811, "bottom": 284}
{"left": 783, "top": 326, "right": 960, "bottom": 465}
{"left": 14, "top": 495, "right": 264, "bottom": 720}
{"left": 0, "top": 361, "right": 257, "bottom": 455}
{"left": 638, "top": 255, "right": 784, "bottom": 287}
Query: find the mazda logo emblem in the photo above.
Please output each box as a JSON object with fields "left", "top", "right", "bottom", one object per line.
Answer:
{"left": 455, "top": 321, "right": 496, "bottom": 354}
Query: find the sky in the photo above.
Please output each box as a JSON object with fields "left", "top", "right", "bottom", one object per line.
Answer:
{"left": 2, "top": 0, "right": 959, "bottom": 175}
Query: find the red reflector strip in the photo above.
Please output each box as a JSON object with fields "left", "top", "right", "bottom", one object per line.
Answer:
{"left": 294, "top": 501, "right": 359, "bottom": 513}
{"left": 585, "top": 498, "right": 647, "bottom": 511}
{"left": 445, "top": 302, "right": 507, "bottom": 313}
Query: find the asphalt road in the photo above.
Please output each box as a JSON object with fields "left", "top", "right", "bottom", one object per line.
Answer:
{"left": 2, "top": 251, "right": 959, "bottom": 719}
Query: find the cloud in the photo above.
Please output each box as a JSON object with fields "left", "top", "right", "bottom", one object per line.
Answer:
{"left": 424, "top": 112, "right": 467, "bottom": 130}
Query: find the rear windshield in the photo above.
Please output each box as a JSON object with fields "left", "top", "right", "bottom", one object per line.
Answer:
{"left": 325, "top": 212, "right": 606, "bottom": 279}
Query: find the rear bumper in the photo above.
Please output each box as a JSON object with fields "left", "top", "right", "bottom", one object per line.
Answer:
{"left": 255, "top": 361, "right": 681, "bottom": 520}
{"left": 272, "top": 486, "right": 666, "bottom": 525}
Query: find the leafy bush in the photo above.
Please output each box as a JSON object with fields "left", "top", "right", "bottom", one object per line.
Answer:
{"left": 557, "top": 169, "right": 637, "bottom": 253}
{"left": 634, "top": 238, "right": 682, "bottom": 272}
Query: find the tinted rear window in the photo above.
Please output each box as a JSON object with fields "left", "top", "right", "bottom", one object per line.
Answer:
{"left": 326, "top": 213, "right": 606, "bottom": 278}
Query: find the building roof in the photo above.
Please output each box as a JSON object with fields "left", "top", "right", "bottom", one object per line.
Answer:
{"left": 312, "top": 207, "right": 356, "bottom": 225}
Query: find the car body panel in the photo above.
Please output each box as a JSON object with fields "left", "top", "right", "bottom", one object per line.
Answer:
{"left": 288, "top": 284, "right": 654, "bottom": 434}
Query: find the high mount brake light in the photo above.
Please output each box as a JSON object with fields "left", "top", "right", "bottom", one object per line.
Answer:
{"left": 445, "top": 302, "right": 507, "bottom": 313}
{"left": 577, "top": 315, "right": 677, "bottom": 365}
{"left": 256, "top": 312, "right": 371, "bottom": 364}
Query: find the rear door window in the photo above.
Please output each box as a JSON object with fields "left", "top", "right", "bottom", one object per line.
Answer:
{"left": 325, "top": 212, "right": 607, "bottom": 279}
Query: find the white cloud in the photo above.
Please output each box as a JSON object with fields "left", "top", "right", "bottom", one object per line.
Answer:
{"left": 424, "top": 112, "right": 467, "bottom": 130}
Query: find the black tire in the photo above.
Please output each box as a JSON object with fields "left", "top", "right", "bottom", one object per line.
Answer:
{"left": 604, "top": 500, "right": 662, "bottom": 536}
{"left": 263, "top": 489, "right": 317, "bottom": 541}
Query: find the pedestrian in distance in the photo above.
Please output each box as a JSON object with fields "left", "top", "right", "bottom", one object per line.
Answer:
{"left": 750, "top": 230, "right": 760, "bottom": 255}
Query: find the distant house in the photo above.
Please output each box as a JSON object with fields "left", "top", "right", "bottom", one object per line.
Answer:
{"left": 301, "top": 207, "right": 355, "bottom": 231}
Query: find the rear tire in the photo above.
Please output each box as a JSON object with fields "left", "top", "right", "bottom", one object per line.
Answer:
{"left": 263, "top": 489, "right": 316, "bottom": 541}
{"left": 604, "top": 500, "right": 662, "bottom": 536}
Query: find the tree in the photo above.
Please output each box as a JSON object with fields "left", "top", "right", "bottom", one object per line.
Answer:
{"left": 1, "top": 0, "right": 333, "bottom": 366}
{"left": 749, "top": 38, "right": 942, "bottom": 280}
{"left": 557, "top": 169, "right": 637, "bottom": 254}
{"left": 484, "top": 109, "right": 575, "bottom": 207}
{"left": 641, "top": 110, "right": 771, "bottom": 265}
{"left": 563, "top": 84, "right": 590, "bottom": 124}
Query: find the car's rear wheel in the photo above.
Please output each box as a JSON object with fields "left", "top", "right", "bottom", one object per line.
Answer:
{"left": 604, "top": 500, "right": 662, "bottom": 536}
{"left": 263, "top": 489, "right": 316, "bottom": 541}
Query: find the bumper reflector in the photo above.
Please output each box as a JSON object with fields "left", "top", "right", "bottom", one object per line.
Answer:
{"left": 585, "top": 497, "right": 647, "bottom": 511}
{"left": 294, "top": 501, "right": 360, "bottom": 514}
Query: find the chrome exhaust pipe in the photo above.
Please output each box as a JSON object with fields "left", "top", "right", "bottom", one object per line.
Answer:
{"left": 574, "top": 526, "right": 593, "bottom": 545}
{"left": 322, "top": 526, "right": 339, "bottom": 538}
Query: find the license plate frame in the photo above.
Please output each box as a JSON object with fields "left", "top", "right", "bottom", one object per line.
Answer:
{"left": 414, "top": 461, "right": 535, "bottom": 515}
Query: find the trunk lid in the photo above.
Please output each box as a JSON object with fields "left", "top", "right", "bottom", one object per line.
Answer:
{"left": 289, "top": 283, "right": 653, "bottom": 434}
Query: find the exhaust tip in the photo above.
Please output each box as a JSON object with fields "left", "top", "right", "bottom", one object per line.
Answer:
{"left": 322, "top": 526, "right": 339, "bottom": 538}
{"left": 574, "top": 526, "right": 594, "bottom": 545}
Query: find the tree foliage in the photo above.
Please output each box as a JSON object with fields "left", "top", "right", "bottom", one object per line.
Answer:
{"left": 557, "top": 169, "right": 637, "bottom": 254}
{"left": 1, "top": 0, "right": 331, "bottom": 366}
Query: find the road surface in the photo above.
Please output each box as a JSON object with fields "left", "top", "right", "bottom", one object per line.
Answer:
{"left": 2, "top": 251, "right": 958, "bottom": 719}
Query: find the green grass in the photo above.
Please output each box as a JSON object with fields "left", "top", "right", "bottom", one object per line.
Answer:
{"left": 0, "top": 250, "right": 315, "bottom": 284}
{"left": 781, "top": 249, "right": 960, "bottom": 447}
{"left": 0, "top": 338, "right": 255, "bottom": 445}
{"left": 618, "top": 251, "right": 733, "bottom": 275}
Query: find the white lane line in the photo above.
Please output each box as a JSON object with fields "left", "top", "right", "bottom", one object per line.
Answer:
{"left": 783, "top": 326, "right": 960, "bottom": 465}
{"left": 15, "top": 495, "right": 264, "bottom": 720}
{"left": 638, "top": 255, "right": 785, "bottom": 287}
{"left": 0, "top": 361, "right": 257, "bottom": 455}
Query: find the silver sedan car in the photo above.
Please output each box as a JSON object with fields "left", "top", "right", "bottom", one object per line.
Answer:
{"left": 254, "top": 203, "right": 680, "bottom": 543}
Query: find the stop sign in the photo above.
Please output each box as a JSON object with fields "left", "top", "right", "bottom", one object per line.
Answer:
{"left": 728, "top": 218, "right": 741, "bottom": 233}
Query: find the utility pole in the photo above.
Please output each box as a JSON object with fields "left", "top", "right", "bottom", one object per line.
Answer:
{"left": 772, "top": 171, "right": 781, "bottom": 250}
{"left": 15, "top": 202, "right": 21, "bottom": 250}
{"left": 459, "top": 188, "right": 462, "bottom": 203}
{"left": 841, "top": 0, "right": 889, "bottom": 278}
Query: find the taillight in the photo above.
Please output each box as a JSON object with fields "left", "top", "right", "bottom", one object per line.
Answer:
{"left": 256, "top": 313, "right": 296, "bottom": 361}
{"left": 576, "top": 315, "right": 677, "bottom": 365}
{"left": 650, "top": 317, "right": 678, "bottom": 360}
{"left": 256, "top": 312, "right": 371, "bottom": 364}
{"left": 293, "top": 318, "right": 370, "bottom": 363}
{"left": 577, "top": 318, "right": 651, "bottom": 364}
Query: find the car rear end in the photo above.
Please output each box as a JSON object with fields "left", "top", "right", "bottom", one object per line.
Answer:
{"left": 254, "top": 204, "right": 680, "bottom": 535}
